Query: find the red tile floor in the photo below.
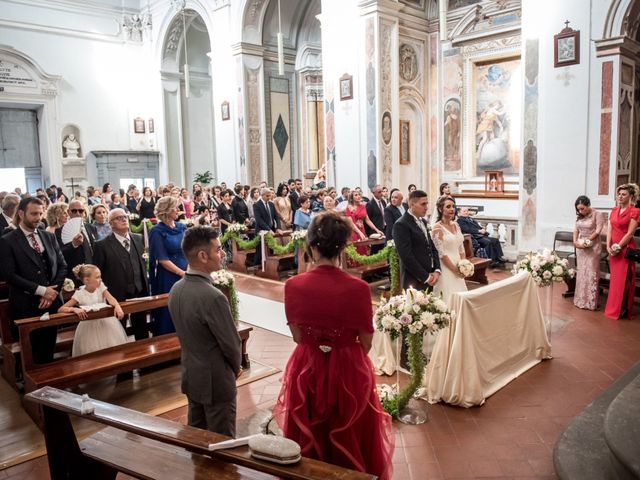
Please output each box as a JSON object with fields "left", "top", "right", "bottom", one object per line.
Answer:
{"left": 4, "top": 268, "right": 640, "bottom": 479}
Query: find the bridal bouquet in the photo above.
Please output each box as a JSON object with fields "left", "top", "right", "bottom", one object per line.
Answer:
{"left": 512, "top": 249, "right": 575, "bottom": 287}
{"left": 457, "top": 259, "right": 475, "bottom": 278}
{"left": 227, "top": 223, "right": 247, "bottom": 234}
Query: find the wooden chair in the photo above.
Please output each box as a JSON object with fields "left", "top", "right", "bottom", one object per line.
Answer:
{"left": 26, "top": 386, "right": 377, "bottom": 480}
{"left": 463, "top": 235, "right": 491, "bottom": 285}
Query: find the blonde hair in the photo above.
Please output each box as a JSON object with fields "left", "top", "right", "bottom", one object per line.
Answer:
{"left": 46, "top": 202, "right": 68, "bottom": 229}
{"left": 155, "top": 196, "right": 178, "bottom": 223}
{"left": 72, "top": 263, "right": 99, "bottom": 282}
{"left": 616, "top": 183, "right": 639, "bottom": 202}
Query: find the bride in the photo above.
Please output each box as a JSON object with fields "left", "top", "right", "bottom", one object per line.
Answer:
{"left": 431, "top": 196, "right": 467, "bottom": 304}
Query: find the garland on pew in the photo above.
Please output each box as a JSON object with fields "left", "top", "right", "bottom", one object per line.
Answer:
{"left": 344, "top": 241, "right": 400, "bottom": 295}
{"left": 220, "top": 229, "right": 307, "bottom": 254}
{"left": 129, "top": 219, "right": 156, "bottom": 234}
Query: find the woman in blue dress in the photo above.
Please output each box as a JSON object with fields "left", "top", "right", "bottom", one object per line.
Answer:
{"left": 149, "top": 196, "right": 187, "bottom": 335}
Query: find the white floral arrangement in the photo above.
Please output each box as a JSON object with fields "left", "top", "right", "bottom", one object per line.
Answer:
{"left": 210, "top": 269, "right": 235, "bottom": 287}
{"left": 582, "top": 238, "right": 592, "bottom": 248}
{"left": 376, "top": 383, "right": 398, "bottom": 403}
{"left": 179, "top": 218, "right": 194, "bottom": 227}
{"left": 611, "top": 243, "right": 622, "bottom": 254}
{"left": 386, "top": 239, "right": 395, "bottom": 248}
{"left": 457, "top": 259, "right": 475, "bottom": 278}
{"left": 374, "top": 287, "right": 453, "bottom": 340}
{"left": 512, "top": 248, "right": 576, "bottom": 287}
{"left": 290, "top": 230, "right": 307, "bottom": 242}
{"left": 129, "top": 213, "right": 140, "bottom": 221}
{"left": 227, "top": 223, "right": 248, "bottom": 234}
{"left": 62, "top": 278, "right": 76, "bottom": 292}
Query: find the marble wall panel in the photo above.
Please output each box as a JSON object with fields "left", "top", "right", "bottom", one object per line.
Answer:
{"left": 599, "top": 61, "right": 613, "bottom": 195}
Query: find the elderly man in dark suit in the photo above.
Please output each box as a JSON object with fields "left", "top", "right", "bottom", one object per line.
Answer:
{"left": 0, "top": 197, "right": 67, "bottom": 364}
{"left": 457, "top": 207, "right": 506, "bottom": 267}
{"left": 366, "top": 184, "right": 387, "bottom": 254}
{"left": 56, "top": 199, "right": 98, "bottom": 285}
{"left": 252, "top": 188, "right": 278, "bottom": 267}
{"left": 169, "top": 226, "right": 241, "bottom": 436}
{"left": 383, "top": 189, "right": 405, "bottom": 240}
{"left": 392, "top": 190, "right": 441, "bottom": 290}
{"left": 0, "top": 193, "right": 19, "bottom": 234}
{"left": 93, "top": 208, "right": 150, "bottom": 340}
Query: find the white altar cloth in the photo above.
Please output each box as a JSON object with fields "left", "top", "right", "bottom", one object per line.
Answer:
{"left": 422, "top": 271, "right": 552, "bottom": 407}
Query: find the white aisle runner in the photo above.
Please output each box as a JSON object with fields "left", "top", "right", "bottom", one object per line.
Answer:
{"left": 237, "top": 292, "right": 291, "bottom": 337}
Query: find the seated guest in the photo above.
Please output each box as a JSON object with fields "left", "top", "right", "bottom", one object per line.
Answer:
{"left": 149, "top": 196, "right": 187, "bottom": 335}
{"left": 0, "top": 197, "right": 67, "bottom": 364}
{"left": 56, "top": 200, "right": 98, "bottom": 285}
{"left": 457, "top": 207, "right": 506, "bottom": 267}
{"left": 93, "top": 208, "right": 150, "bottom": 340}
{"left": 194, "top": 205, "right": 212, "bottom": 226}
{"left": 91, "top": 204, "right": 112, "bottom": 241}
{"left": 273, "top": 212, "right": 394, "bottom": 479}
{"left": 383, "top": 189, "right": 405, "bottom": 240}
{"left": 46, "top": 202, "right": 69, "bottom": 234}
{"left": 0, "top": 193, "right": 20, "bottom": 234}
{"left": 59, "top": 263, "right": 128, "bottom": 357}
{"left": 168, "top": 226, "right": 241, "bottom": 436}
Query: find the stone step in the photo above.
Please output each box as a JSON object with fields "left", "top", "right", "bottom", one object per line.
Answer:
{"left": 553, "top": 361, "right": 640, "bottom": 480}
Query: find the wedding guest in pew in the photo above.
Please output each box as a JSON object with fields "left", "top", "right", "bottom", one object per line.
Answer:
{"left": 0, "top": 193, "right": 19, "bottom": 235}
{"left": 58, "top": 264, "right": 128, "bottom": 356}
{"left": 273, "top": 212, "right": 394, "bottom": 479}
{"left": 90, "top": 204, "right": 112, "bottom": 241}
{"left": 93, "top": 208, "right": 150, "bottom": 340}
{"left": 0, "top": 197, "right": 67, "bottom": 364}
{"left": 168, "top": 226, "right": 242, "bottom": 437}
{"left": 383, "top": 189, "right": 405, "bottom": 240}
{"left": 457, "top": 207, "right": 507, "bottom": 268}
{"left": 231, "top": 185, "right": 250, "bottom": 225}
{"left": 253, "top": 188, "right": 278, "bottom": 268}
{"left": 149, "top": 196, "right": 187, "bottom": 335}
{"left": 56, "top": 200, "right": 98, "bottom": 286}
{"left": 293, "top": 195, "right": 312, "bottom": 231}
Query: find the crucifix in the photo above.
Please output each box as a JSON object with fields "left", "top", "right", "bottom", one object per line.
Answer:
{"left": 65, "top": 177, "right": 80, "bottom": 194}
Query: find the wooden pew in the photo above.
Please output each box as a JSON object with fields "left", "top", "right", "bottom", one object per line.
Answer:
{"left": 255, "top": 232, "right": 296, "bottom": 281}
{"left": 341, "top": 238, "right": 389, "bottom": 281}
{"left": 229, "top": 230, "right": 257, "bottom": 274}
{"left": 26, "top": 386, "right": 376, "bottom": 480}
{"left": 463, "top": 234, "right": 491, "bottom": 285}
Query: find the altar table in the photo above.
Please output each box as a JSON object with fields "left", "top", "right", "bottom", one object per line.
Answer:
{"left": 422, "top": 271, "right": 552, "bottom": 407}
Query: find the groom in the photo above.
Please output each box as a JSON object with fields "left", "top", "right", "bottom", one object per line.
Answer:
{"left": 392, "top": 190, "right": 441, "bottom": 290}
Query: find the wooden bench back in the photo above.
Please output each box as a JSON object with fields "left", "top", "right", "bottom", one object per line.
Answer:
{"left": 264, "top": 231, "right": 293, "bottom": 257}
{"left": 16, "top": 294, "right": 168, "bottom": 371}
{"left": 0, "top": 280, "right": 8, "bottom": 300}
{"left": 26, "top": 386, "right": 376, "bottom": 480}
{"left": 0, "top": 299, "right": 13, "bottom": 344}
{"left": 463, "top": 234, "right": 474, "bottom": 258}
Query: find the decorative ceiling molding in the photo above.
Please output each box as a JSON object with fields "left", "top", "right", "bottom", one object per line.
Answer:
{"left": 0, "top": 44, "right": 62, "bottom": 96}
{"left": 449, "top": 0, "right": 520, "bottom": 45}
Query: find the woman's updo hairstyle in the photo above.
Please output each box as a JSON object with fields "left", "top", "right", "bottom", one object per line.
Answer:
{"left": 436, "top": 195, "right": 456, "bottom": 222}
{"left": 574, "top": 195, "right": 591, "bottom": 218}
{"left": 616, "top": 183, "right": 639, "bottom": 202}
{"left": 72, "top": 263, "right": 99, "bottom": 281}
{"left": 306, "top": 212, "right": 351, "bottom": 260}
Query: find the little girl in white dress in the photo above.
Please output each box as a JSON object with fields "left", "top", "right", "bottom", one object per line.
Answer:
{"left": 59, "top": 264, "right": 129, "bottom": 357}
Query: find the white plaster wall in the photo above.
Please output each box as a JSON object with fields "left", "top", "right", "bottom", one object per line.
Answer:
{"left": 523, "top": 0, "right": 607, "bottom": 248}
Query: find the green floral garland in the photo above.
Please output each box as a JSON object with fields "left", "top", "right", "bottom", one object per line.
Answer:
{"left": 381, "top": 333, "right": 424, "bottom": 417}
{"left": 130, "top": 219, "right": 155, "bottom": 234}
{"left": 220, "top": 230, "right": 307, "bottom": 254}
{"left": 344, "top": 244, "right": 400, "bottom": 294}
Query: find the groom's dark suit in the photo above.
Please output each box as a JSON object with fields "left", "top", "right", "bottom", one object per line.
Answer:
{"left": 392, "top": 211, "right": 441, "bottom": 289}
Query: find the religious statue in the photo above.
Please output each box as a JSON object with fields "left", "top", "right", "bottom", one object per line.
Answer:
{"left": 63, "top": 134, "right": 81, "bottom": 158}
{"left": 399, "top": 44, "right": 418, "bottom": 82}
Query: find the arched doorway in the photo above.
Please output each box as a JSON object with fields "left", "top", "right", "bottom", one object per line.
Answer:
{"left": 160, "top": 9, "right": 216, "bottom": 187}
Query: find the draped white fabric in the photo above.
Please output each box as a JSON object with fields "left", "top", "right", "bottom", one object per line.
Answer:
{"left": 422, "top": 271, "right": 552, "bottom": 407}
{"left": 368, "top": 331, "right": 398, "bottom": 376}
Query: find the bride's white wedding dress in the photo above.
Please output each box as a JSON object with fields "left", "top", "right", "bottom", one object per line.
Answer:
{"left": 432, "top": 221, "right": 468, "bottom": 304}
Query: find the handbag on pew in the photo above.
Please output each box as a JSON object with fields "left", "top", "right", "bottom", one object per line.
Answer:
{"left": 624, "top": 247, "right": 640, "bottom": 262}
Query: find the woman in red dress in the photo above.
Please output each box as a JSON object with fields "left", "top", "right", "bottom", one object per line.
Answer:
{"left": 273, "top": 212, "right": 394, "bottom": 479}
{"left": 605, "top": 183, "right": 639, "bottom": 319}
{"left": 344, "top": 191, "right": 383, "bottom": 258}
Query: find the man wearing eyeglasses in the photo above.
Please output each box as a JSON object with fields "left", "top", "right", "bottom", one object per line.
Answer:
{"left": 55, "top": 200, "right": 98, "bottom": 285}
{"left": 94, "top": 208, "right": 149, "bottom": 340}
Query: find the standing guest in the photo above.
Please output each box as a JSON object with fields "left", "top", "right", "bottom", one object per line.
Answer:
{"left": 57, "top": 187, "right": 69, "bottom": 204}
{"left": 110, "top": 192, "right": 129, "bottom": 213}
{"left": 94, "top": 208, "right": 150, "bottom": 340}
{"left": 336, "top": 187, "right": 351, "bottom": 205}
{"left": 56, "top": 200, "right": 98, "bottom": 285}
{"left": 293, "top": 195, "right": 312, "bottom": 231}
{"left": 231, "top": 185, "right": 250, "bottom": 225}
{"left": 0, "top": 194, "right": 20, "bottom": 233}
{"left": 274, "top": 183, "right": 293, "bottom": 229}
{"left": 392, "top": 190, "right": 441, "bottom": 290}
{"left": 321, "top": 195, "right": 336, "bottom": 212}
{"left": 430, "top": 182, "right": 452, "bottom": 225}
{"left": 345, "top": 191, "right": 382, "bottom": 253}
{"left": 74, "top": 190, "right": 86, "bottom": 205}
{"left": 381, "top": 186, "right": 389, "bottom": 203}
{"left": 193, "top": 190, "right": 207, "bottom": 210}
{"left": 573, "top": 196, "right": 605, "bottom": 311}
{"left": 355, "top": 186, "right": 369, "bottom": 203}
{"left": 408, "top": 183, "right": 417, "bottom": 194}
{"left": 216, "top": 189, "right": 235, "bottom": 234}
{"left": 605, "top": 183, "right": 639, "bottom": 319}
{"left": 273, "top": 213, "right": 394, "bottom": 479}
{"left": 210, "top": 186, "right": 223, "bottom": 210}
{"left": 36, "top": 193, "right": 51, "bottom": 212}
{"left": 247, "top": 187, "right": 260, "bottom": 221}
{"left": 169, "top": 227, "right": 242, "bottom": 436}
{"left": 137, "top": 186, "right": 156, "bottom": 220}
{"left": 90, "top": 204, "right": 112, "bottom": 241}
{"left": 288, "top": 178, "right": 299, "bottom": 213}
{"left": 126, "top": 186, "right": 139, "bottom": 213}
{"left": 194, "top": 205, "right": 212, "bottom": 226}
{"left": 102, "top": 183, "right": 113, "bottom": 205}
{"left": 457, "top": 207, "right": 506, "bottom": 267}
{"left": 58, "top": 263, "right": 128, "bottom": 356}
{"left": 180, "top": 188, "right": 194, "bottom": 219}
{"left": 149, "top": 196, "right": 188, "bottom": 335}
{"left": 253, "top": 188, "right": 278, "bottom": 267}
{"left": 311, "top": 189, "right": 326, "bottom": 213}
{"left": 0, "top": 198, "right": 67, "bottom": 364}
{"left": 383, "top": 189, "right": 405, "bottom": 240}
{"left": 46, "top": 203, "right": 69, "bottom": 234}
{"left": 365, "top": 184, "right": 387, "bottom": 237}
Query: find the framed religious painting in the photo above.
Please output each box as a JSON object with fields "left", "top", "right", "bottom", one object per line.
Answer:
{"left": 148, "top": 118, "right": 154, "bottom": 133}
{"left": 339, "top": 73, "right": 353, "bottom": 101}
{"left": 554, "top": 22, "right": 580, "bottom": 68}
{"left": 399, "top": 120, "right": 410, "bottom": 164}
{"left": 484, "top": 170, "right": 504, "bottom": 196}
{"left": 133, "top": 117, "right": 145, "bottom": 134}
{"left": 221, "top": 101, "right": 230, "bottom": 121}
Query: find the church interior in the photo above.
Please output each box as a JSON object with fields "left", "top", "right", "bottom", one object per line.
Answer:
{"left": 1, "top": 0, "right": 640, "bottom": 479}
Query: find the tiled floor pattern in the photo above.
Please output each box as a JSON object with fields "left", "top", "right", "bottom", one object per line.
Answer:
{"left": 4, "top": 267, "right": 640, "bottom": 479}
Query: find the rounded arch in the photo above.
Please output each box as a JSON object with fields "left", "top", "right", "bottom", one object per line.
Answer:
{"left": 603, "top": 0, "right": 639, "bottom": 39}
{"left": 399, "top": 87, "right": 427, "bottom": 190}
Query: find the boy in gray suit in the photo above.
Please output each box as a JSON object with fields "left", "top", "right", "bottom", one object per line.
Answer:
{"left": 168, "top": 227, "right": 242, "bottom": 436}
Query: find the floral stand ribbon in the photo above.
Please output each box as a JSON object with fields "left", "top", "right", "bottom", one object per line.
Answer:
{"left": 259, "top": 231, "right": 268, "bottom": 271}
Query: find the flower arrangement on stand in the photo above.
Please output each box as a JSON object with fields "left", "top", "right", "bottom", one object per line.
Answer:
{"left": 210, "top": 270, "right": 240, "bottom": 325}
{"left": 512, "top": 249, "right": 575, "bottom": 287}
{"left": 227, "top": 223, "right": 248, "bottom": 234}
{"left": 373, "top": 288, "right": 452, "bottom": 419}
